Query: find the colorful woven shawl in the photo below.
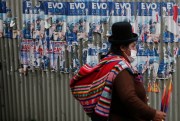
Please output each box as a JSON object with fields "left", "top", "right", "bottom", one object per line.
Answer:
{"left": 70, "top": 54, "right": 134, "bottom": 118}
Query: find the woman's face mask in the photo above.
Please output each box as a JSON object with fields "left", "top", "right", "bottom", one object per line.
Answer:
{"left": 123, "top": 42, "right": 137, "bottom": 63}
{"left": 127, "top": 49, "right": 137, "bottom": 63}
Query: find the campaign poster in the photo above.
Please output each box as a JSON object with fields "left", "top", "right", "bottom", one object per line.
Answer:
{"left": 33, "top": 40, "right": 43, "bottom": 68}
{"left": 52, "top": 41, "right": 66, "bottom": 71}
{"left": 3, "top": 8, "right": 13, "bottom": 38}
{"left": 52, "top": 16, "right": 66, "bottom": 41}
{"left": 0, "top": 1, "right": 6, "bottom": 37}
{"left": 162, "top": 2, "right": 180, "bottom": 43}
{"left": 135, "top": 43, "right": 160, "bottom": 75}
{"left": 86, "top": 44, "right": 99, "bottom": 67}
{"left": 66, "top": 2, "right": 89, "bottom": 45}
{"left": 47, "top": 42, "right": 54, "bottom": 70}
{"left": 43, "top": 1, "right": 67, "bottom": 42}
{"left": 69, "top": 43, "right": 80, "bottom": 73}
{"left": 59, "top": 44, "right": 66, "bottom": 72}
{"left": 23, "top": 1, "right": 35, "bottom": 39}
{"left": 22, "top": 1, "right": 31, "bottom": 39}
{"left": 157, "top": 53, "right": 174, "bottom": 78}
{"left": 88, "top": 2, "right": 110, "bottom": 41}
{"left": 20, "top": 39, "right": 34, "bottom": 68}
{"left": 12, "top": 17, "right": 21, "bottom": 39}
{"left": 28, "top": 40, "right": 48, "bottom": 70}
{"left": 137, "top": 2, "right": 161, "bottom": 43}
{"left": 109, "top": 2, "right": 136, "bottom": 35}
{"left": 32, "top": 1, "right": 45, "bottom": 42}
{"left": 46, "top": 41, "right": 66, "bottom": 71}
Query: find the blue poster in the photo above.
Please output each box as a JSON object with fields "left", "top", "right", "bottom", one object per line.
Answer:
{"left": 43, "top": 1, "right": 67, "bottom": 43}
{"left": 23, "top": 1, "right": 45, "bottom": 39}
{"left": 66, "top": 2, "right": 89, "bottom": 45}
{"left": 88, "top": 2, "right": 110, "bottom": 41}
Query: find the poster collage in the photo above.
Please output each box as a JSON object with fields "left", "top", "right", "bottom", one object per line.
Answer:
{"left": 0, "top": 1, "right": 180, "bottom": 82}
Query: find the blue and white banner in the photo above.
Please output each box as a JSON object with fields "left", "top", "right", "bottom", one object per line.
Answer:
{"left": 89, "top": 2, "right": 110, "bottom": 16}
{"left": 67, "top": 2, "right": 88, "bottom": 16}
{"left": 110, "top": 2, "right": 135, "bottom": 16}
{"left": 43, "top": 2, "right": 67, "bottom": 15}
{"left": 137, "top": 2, "right": 161, "bottom": 16}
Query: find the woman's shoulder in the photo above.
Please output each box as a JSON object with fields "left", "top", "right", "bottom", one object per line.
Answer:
{"left": 113, "top": 59, "right": 135, "bottom": 75}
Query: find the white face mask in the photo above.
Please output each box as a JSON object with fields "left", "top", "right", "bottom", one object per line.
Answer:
{"left": 127, "top": 49, "right": 137, "bottom": 63}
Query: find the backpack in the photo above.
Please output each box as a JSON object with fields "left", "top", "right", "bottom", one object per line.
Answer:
{"left": 70, "top": 55, "right": 133, "bottom": 117}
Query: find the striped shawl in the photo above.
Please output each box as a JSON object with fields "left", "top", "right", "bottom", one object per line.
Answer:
{"left": 70, "top": 54, "right": 134, "bottom": 118}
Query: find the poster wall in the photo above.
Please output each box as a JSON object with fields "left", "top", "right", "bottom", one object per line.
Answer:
{"left": 18, "top": 1, "right": 180, "bottom": 77}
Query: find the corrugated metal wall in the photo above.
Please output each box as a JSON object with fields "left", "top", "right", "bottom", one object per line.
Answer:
{"left": 0, "top": 0, "right": 180, "bottom": 121}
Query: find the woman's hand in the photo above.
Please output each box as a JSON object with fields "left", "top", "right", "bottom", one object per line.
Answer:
{"left": 153, "top": 110, "right": 166, "bottom": 121}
